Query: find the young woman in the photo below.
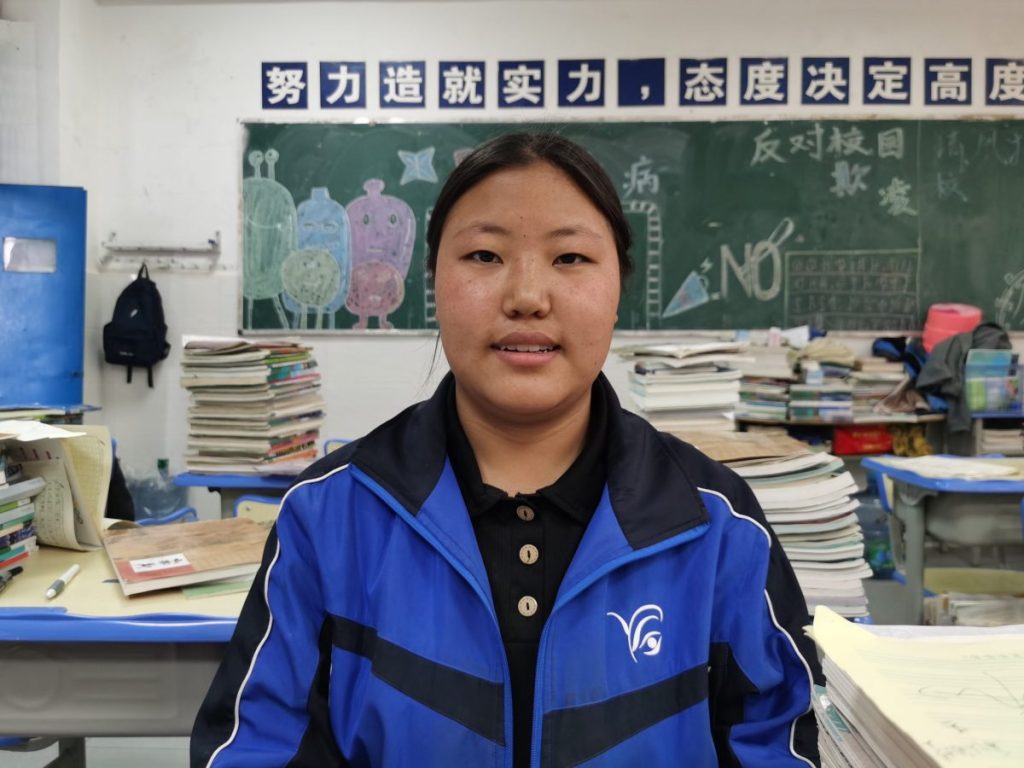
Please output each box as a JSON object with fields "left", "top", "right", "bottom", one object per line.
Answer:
{"left": 191, "top": 133, "right": 821, "bottom": 768}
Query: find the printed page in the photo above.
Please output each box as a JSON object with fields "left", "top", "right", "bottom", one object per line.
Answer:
{"left": 5, "top": 438, "right": 98, "bottom": 550}
{"left": 814, "top": 606, "right": 1024, "bottom": 767}
{"left": 63, "top": 425, "right": 113, "bottom": 539}
{"left": 12, "top": 458, "right": 80, "bottom": 549}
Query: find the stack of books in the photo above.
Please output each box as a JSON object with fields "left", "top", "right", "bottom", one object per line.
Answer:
{"left": 812, "top": 606, "right": 1024, "bottom": 768}
{"left": 681, "top": 430, "right": 871, "bottom": 618}
{"left": 0, "top": 449, "right": 45, "bottom": 572}
{"left": 737, "top": 378, "right": 790, "bottom": 422}
{"left": 788, "top": 383, "right": 853, "bottom": 422}
{"left": 732, "top": 452, "right": 870, "bottom": 618}
{"left": 181, "top": 337, "right": 325, "bottom": 474}
{"left": 849, "top": 357, "right": 905, "bottom": 420}
{"left": 979, "top": 421, "right": 1024, "bottom": 455}
{"left": 617, "top": 341, "right": 751, "bottom": 435}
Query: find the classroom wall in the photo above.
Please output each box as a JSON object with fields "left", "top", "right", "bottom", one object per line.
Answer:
{"left": 3, "top": 0, "right": 1024, "bottom": 514}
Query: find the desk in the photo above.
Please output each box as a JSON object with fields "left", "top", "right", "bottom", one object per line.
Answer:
{"left": 861, "top": 456, "right": 1024, "bottom": 624}
{"left": 175, "top": 471, "right": 293, "bottom": 518}
{"left": 0, "top": 546, "right": 245, "bottom": 753}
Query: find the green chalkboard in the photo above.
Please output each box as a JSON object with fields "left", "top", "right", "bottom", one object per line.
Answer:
{"left": 241, "top": 121, "right": 1024, "bottom": 333}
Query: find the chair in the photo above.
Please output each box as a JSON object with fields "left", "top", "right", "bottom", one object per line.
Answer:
{"left": 323, "top": 437, "right": 349, "bottom": 455}
{"left": 233, "top": 494, "right": 282, "bottom": 526}
{"left": 136, "top": 506, "right": 199, "bottom": 526}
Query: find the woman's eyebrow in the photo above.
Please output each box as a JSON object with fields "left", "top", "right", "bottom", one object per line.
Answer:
{"left": 450, "top": 222, "right": 510, "bottom": 238}
{"left": 545, "top": 225, "right": 604, "bottom": 241}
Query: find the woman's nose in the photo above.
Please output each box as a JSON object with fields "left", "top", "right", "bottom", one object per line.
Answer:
{"left": 501, "top": 256, "right": 550, "bottom": 318}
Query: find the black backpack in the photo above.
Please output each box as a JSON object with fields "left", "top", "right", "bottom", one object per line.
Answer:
{"left": 103, "top": 264, "right": 170, "bottom": 387}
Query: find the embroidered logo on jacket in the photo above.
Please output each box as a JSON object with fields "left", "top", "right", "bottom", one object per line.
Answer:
{"left": 607, "top": 604, "right": 664, "bottom": 662}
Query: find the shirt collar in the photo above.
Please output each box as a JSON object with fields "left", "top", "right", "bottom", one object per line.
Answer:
{"left": 445, "top": 379, "right": 608, "bottom": 525}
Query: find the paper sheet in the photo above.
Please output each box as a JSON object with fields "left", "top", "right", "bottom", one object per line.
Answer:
{"left": 813, "top": 606, "right": 1024, "bottom": 767}
{"left": 63, "top": 425, "right": 113, "bottom": 538}
{"left": 5, "top": 437, "right": 100, "bottom": 550}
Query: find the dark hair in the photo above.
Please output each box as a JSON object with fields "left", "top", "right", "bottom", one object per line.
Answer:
{"left": 425, "top": 132, "right": 633, "bottom": 289}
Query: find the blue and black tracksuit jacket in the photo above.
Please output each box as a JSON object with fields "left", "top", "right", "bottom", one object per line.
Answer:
{"left": 191, "top": 374, "right": 822, "bottom": 767}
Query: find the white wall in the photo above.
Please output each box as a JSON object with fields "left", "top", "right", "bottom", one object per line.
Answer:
{"left": 5, "top": 0, "right": 1024, "bottom": 512}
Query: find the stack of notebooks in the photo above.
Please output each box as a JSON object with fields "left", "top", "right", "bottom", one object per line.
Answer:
{"left": 0, "top": 450, "right": 45, "bottom": 573}
{"left": 681, "top": 431, "right": 871, "bottom": 618}
{"left": 812, "top": 606, "right": 1024, "bottom": 768}
{"left": 616, "top": 341, "right": 751, "bottom": 434}
{"left": 850, "top": 357, "right": 906, "bottom": 420}
{"left": 788, "top": 383, "right": 854, "bottom": 422}
{"left": 737, "top": 378, "right": 790, "bottom": 422}
{"left": 181, "top": 337, "right": 325, "bottom": 474}
{"left": 978, "top": 421, "right": 1024, "bottom": 455}
{"left": 733, "top": 452, "right": 870, "bottom": 617}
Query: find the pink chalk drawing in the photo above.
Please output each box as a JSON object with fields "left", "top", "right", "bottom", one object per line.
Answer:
{"left": 345, "top": 261, "right": 406, "bottom": 330}
{"left": 345, "top": 179, "right": 415, "bottom": 329}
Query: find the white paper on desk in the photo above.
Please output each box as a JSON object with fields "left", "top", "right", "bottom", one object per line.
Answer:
{"left": 5, "top": 439, "right": 101, "bottom": 550}
{"left": 63, "top": 425, "right": 113, "bottom": 538}
{"left": 813, "top": 605, "right": 1024, "bottom": 767}
{"left": 0, "top": 420, "right": 86, "bottom": 442}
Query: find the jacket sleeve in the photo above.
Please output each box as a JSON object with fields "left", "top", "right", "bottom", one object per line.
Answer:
{"left": 190, "top": 487, "right": 349, "bottom": 768}
{"left": 709, "top": 482, "right": 822, "bottom": 768}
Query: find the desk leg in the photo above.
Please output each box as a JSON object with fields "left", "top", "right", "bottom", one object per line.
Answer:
{"left": 897, "top": 498, "right": 926, "bottom": 624}
{"left": 48, "top": 738, "right": 86, "bottom": 768}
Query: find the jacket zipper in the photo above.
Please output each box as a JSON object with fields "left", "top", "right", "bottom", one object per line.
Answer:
{"left": 351, "top": 467, "right": 515, "bottom": 768}
{"left": 528, "top": 522, "right": 711, "bottom": 768}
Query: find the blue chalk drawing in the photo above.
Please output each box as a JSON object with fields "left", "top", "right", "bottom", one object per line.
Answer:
{"left": 398, "top": 147, "right": 438, "bottom": 185}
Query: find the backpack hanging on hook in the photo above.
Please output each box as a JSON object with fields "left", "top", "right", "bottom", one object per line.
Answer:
{"left": 103, "top": 263, "right": 170, "bottom": 387}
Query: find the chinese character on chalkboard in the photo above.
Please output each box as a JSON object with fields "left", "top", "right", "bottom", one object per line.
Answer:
{"left": 680, "top": 58, "right": 727, "bottom": 106}
{"left": 864, "top": 58, "right": 911, "bottom": 105}
{"left": 498, "top": 61, "right": 544, "bottom": 108}
{"left": 802, "top": 57, "right": 849, "bottom": 105}
{"left": 320, "top": 62, "right": 365, "bottom": 109}
{"left": 740, "top": 58, "right": 788, "bottom": 105}
{"left": 986, "top": 58, "right": 1024, "bottom": 106}
{"left": 380, "top": 61, "right": 426, "bottom": 108}
{"left": 439, "top": 62, "right": 485, "bottom": 108}
{"left": 559, "top": 59, "right": 604, "bottom": 107}
{"left": 262, "top": 62, "right": 307, "bottom": 109}
{"left": 925, "top": 59, "right": 972, "bottom": 105}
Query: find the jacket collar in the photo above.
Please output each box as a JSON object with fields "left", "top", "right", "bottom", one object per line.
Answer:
{"left": 346, "top": 372, "right": 709, "bottom": 553}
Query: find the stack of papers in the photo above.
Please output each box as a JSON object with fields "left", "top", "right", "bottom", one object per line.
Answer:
{"left": 617, "top": 341, "right": 751, "bottom": 434}
{"left": 789, "top": 383, "right": 854, "bottom": 422}
{"left": 849, "top": 369, "right": 906, "bottom": 420}
{"left": 181, "top": 336, "right": 325, "bottom": 474}
{"left": 0, "top": 422, "right": 112, "bottom": 552}
{"left": 687, "top": 430, "right": 871, "bottom": 617}
{"left": 733, "top": 452, "right": 870, "bottom": 618}
{"left": 812, "top": 606, "right": 1024, "bottom": 767}
{"left": 979, "top": 421, "right": 1024, "bottom": 456}
{"left": 737, "top": 378, "right": 790, "bottom": 422}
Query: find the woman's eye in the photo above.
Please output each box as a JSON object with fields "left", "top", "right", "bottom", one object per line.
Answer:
{"left": 468, "top": 251, "right": 501, "bottom": 264}
{"left": 554, "top": 253, "right": 589, "bottom": 265}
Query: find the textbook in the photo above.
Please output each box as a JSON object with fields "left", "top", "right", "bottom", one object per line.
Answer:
{"left": 101, "top": 517, "right": 269, "bottom": 596}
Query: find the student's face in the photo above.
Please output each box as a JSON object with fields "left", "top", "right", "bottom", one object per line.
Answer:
{"left": 434, "top": 162, "right": 620, "bottom": 424}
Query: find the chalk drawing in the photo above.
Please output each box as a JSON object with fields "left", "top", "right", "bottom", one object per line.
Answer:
{"left": 242, "top": 148, "right": 295, "bottom": 329}
{"left": 662, "top": 271, "right": 710, "bottom": 317}
{"left": 281, "top": 248, "right": 342, "bottom": 330}
{"left": 398, "top": 147, "right": 438, "bottom": 185}
{"left": 785, "top": 248, "right": 920, "bottom": 330}
{"left": 995, "top": 268, "right": 1024, "bottom": 332}
{"left": 623, "top": 200, "right": 663, "bottom": 329}
{"left": 720, "top": 217, "right": 795, "bottom": 302}
{"left": 346, "top": 179, "right": 415, "bottom": 329}
{"left": 285, "top": 187, "right": 351, "bottom": 329}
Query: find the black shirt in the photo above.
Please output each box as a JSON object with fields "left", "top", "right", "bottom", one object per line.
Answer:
{"left": 445, "top": 381, "right": 608, "bottom": 767}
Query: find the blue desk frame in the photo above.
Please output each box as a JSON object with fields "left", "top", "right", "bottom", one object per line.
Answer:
{"left": 862, "top": 455, "right": 1024, "bottom": 623}
{"left": 175, "top": 471, "right": 293, "bottom": 518}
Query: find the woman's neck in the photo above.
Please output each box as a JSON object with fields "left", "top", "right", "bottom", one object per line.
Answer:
{"left": 454, "top": 384, "right": 592, "bottom": 495}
